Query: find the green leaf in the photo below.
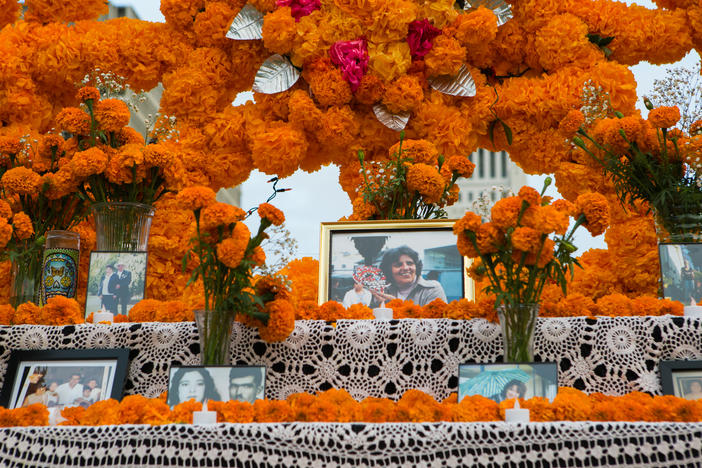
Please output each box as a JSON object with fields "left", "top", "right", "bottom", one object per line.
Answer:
{"left": 488, "top": 120, "right": 497, "bottom": 145}
{"left": 501, "top": 120, "right": 513, "bottom": 145}
{"left": 599, "top": 36, "right": 614, "bottom": 47}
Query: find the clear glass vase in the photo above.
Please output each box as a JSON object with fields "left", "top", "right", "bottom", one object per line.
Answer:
{"left": 653, "top": 210, "right": 702, "bottom": 243}
{"left": 497, "top": 303, "right": 539, "bottom": 362}
{"left": 194, "top": 308, "right": 235, "bottom": 366}
{"left": 10, "top": 250, "right": 43, "bottom": 307}
{"left": 92, "top": 202, "right": 155, "bottom": 252}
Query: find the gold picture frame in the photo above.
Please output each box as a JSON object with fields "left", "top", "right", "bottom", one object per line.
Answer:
{"left": 318, "top": 219, "right": 473, "bottom": 306}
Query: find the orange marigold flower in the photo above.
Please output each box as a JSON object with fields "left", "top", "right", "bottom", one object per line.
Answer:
{"left": 38, "top": 135, "right": 64, "bottom": 159}
{"left": 447, "top": 156, "right": 475, "bottom": 178}
{"left": 258, "top": 203, "right": 285, "bottom": 226}
{"left": 518, "top": 186, "right": 541, "bottom": 207}
{"left": 575, "top": 192, "right": 610, "bottom": 236}
{"left": 69, "top": 147, "right": 108, "bottom": 178}
{"left": 424, "top": 34, "right": 465, "bottom": 76}
{"left": 453, "top": 211, "right": 481, "bottom": 235}
{"left": 119, "top": 394, "right": 171, "bottom": 425}
{"left": 1, "top": 167, "right": 42, "bottom": 195}
{"left": 0, "top": 199, "right": 12, "bottom": 219}
{"left": 253, "top": 399, "right": 293, "bottom": 422}
{"left": 259, "top": 298, "right": 295, "bottom": 342}
{"left": 76, "top": 86, "right": 100, "bottom": 102}
{"left": 511, "top": 226, "right": 541, "bottom": 253}
{"left": 128, "top": 299, "right": 160, "bottom": 322}
{"left": 171, "top": 400, "right": 202, "bottom": 424}
{"left": 456, "top": 232, "right": 478, "bottom": 258}
{"left": 11, "top": 211, "right": 33, "bottom": 240}
{"left": 210, "top": 400, "right": 255, "bottom": 423}
{"left": 690, "top": 120, "right": 702, "bottom": 136}
{"left": 350, "top": 196, "right": 377, "bottom": 220}
{"left": 217, "top": 232, "right": 249, "bottom": 270}
{"left": 558, "top": 109, "right": 585, "bottom": 136}
{"left": 390, "top": 139, "right": 439, "bottom": 165}
{"left": 490, "top": 197, "right": 523, "bottom": 229}
{"left": 94, "top": 99, "right": 131, "bottom": 132}
{"left": 13, "top": 302, "right": 40, "bottom": 325}
{"left": 648, "top": 106, "right": 681, "bottom": 129}
{"left": 0, "top": 218, "right": 11, "bottom": 248}
{"left": 406, "top": 163, "right": 445, "bottom": 204}
{"left": 12, "top": 404, "right": 48, "bottom": 427}
{"left": 255, "top": 275, "right": 292, "bottom": 302}
{"left": 475, "top": 222, "right": 501, "bottom": 254}
{"left": 251, "top": 246, "right": 266, "bottom": 266}
{"left": 0, "top": 304, "right": 14, "bottom": 324}
{"left": 551, "top": 199, "right": 576, "bottom": 216}
{"left": 55, "top": 107, "right": 91, "bottom": 135}
{"left": 80, "top": 399, "right": 120, "bottom": 425}
{"left": 177, "top": 186, "right": 217, "bottom": 211}
{"left": 200, "top": 202, "right": 246, "bottom": 231}
{"left": 0, "top": 136, "right": 22, "bottom": 155}
{"left": 262, "top": 7, "right": 296, "bottom": 55}
{"left": 382, "top": 75, "right": 425, "bottom": 114}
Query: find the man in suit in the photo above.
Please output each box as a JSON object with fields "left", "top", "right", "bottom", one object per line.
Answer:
{"left": 98, "top": 265, "right": 119, "bottom": 314}
{"left": 115, "top": 262, "right": 132, "bottom": 316}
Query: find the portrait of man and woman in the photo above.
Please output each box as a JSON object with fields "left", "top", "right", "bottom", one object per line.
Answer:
{"left": 86, "top": 252, "right": 147, "bottom": 317}
{"left": 328, "top": 228, "right": 465, "bottom": 307}
{"left": 166, "top": 366, "right": 266, "bottom": 407}
{"left": 13, "top": 365, "right": 109, "bottom": 409}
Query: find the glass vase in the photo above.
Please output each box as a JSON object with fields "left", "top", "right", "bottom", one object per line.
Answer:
{"left": 39, "top": 231, "right": 80, "bottom": 305}
{"left": 497, "top": 303, "right": 539, "bottom": 362}
{"left": 92, "top": 202, "right": 155, "bottom": 252}
{"left": 10, "top": 250, "right": 43, "bottom": 307}
{"left": 653, "top": 210, "right": 702, "bottom": 243}
{"left": 194, "top": 308, "right": 235, "bottom": 366}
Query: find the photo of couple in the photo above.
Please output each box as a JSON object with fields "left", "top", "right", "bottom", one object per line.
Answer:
{"left": 166, "top": 366, "right": 266, "bottom": 407}
{"left": 87, "top": 252, "right": 147, "bottom": 317}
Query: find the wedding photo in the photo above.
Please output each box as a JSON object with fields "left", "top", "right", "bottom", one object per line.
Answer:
{"left": 86, "top": 252, "right": 148, "bottom": 317}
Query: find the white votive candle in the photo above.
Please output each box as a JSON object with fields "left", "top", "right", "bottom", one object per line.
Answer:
{"left": 192, "top": 401, "right": 217, "bottom": 425}
{"left": 93, "top": 311, "right": 114, "bottom": 323}
{"left": 684, "top": 305, "right": 702, "bottom": 317}
{"left": 504, "top": 400, "right": 530, "bottom": 423}
{"left": 373, "top": 307, "right": 393, "bottom": 320}
{"left": 48, "top": 407, "right": 64, "bottom": 426}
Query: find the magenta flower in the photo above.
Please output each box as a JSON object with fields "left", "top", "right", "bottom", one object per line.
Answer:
{"left": 329, "top": 39, "right": 369, "bottom": 92}
{"left": 276, "top": 0, "right": 320, "bottom": 22}
{"left": 407, "top": 19, "right": 441, "bottom": 60}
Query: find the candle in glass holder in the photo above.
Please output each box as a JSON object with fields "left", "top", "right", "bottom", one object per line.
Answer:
{"left": 39, "top": 230, "right": 80, "bottom": 306}
{"left": 504, "top": 399, "right": 529, "bottom": 423}
{"left": 192, "top": 401, "right": 217, "bottom": 425}
{"left": 93, "top": 309, "right": 114, "bottom": 324}
{"left": 373, "top": 307, "right": 393, "bottom": 320}
{"left": 684, "top": 305, "right": 702, "bottom": 317}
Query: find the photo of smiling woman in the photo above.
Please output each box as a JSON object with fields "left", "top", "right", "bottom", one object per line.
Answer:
{"left": 167, "top": 367, "right": 220, "bottom": 407}
{"left": 370, "top": 246, "right": 446, "bottom": 307}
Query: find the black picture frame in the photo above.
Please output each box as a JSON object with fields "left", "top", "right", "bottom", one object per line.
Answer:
{"left": 660, "top": 360, "right": 702, "bottom": 400}
{"left": 658, "top": 242, "right": 702, "bottom": 305}
{"left": 319, "top": 220, "right": 473, "bottom": 306}
{"left": 0, "top": 348, "right": 130, "bottom": 409}
{"left": 87, "top": 251, "right": 148, "bottom": 318}
{"left": 458, "top": 361, "right": 558, "bottom": 403}
{"left": 167, "top": 365, "right": 266, "bottom": 407}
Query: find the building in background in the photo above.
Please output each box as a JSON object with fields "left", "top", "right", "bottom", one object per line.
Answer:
{"left": 445, "top": 149, "right": 527, "bottom": 219}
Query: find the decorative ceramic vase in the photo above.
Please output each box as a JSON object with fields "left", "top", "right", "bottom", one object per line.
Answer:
{"left": 39, "top": 230, "right": 80, "bottom": 305}
{"left": 497, "top": 303, "right": 539, "bottom": 362}
{"left": 194, "top": 308, "right": 235, "bottom": 366}
{"left": 9, "top": 250, "right": 42, "bottom": 307}
{"left": 92, "top": 202, "right": 155, "bottom": 252}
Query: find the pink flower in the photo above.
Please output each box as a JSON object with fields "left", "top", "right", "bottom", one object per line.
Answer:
{"left": 329, "top": 39, "right": 369, "bottom": 92}
{"left": 276, "top": 0, "right": 320, "bottom": 21}
{"left": 407, "top": 19, "right": 441, "bottom": 60}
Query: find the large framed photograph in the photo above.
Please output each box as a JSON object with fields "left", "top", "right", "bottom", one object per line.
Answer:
{"left": 0, "top": 349, "right": 129, "bottom": 409}
{"left": 458, "top": 362, "right": 558, "bottom": 403}
{"left": 166, "top": 365, "right": 266, "bottom": 407}
{"left": 87, "top": 251, "right": 148, "bottom": 317}
{"left": 319, "top": 220, "right": 472, "bottom": 306}
{"left": 658, "top": 243, "right": 702, "bottom": 305}
{"left": 660, "top": 360, "right": 702, "bottom": 400}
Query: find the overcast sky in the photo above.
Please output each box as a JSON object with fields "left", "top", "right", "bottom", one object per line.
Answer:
{"left": 114, "top": 0, "right": 699, "bottom": 259}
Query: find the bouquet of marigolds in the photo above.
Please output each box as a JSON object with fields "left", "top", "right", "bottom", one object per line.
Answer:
{"left": 0, "top": 133, "right": 87, "bottom": 306}
{"left": 570, "top": 99, "right": 702, "bottom": 242}
{"left": 350, "top": 135, "right": 475, "bottom": 220}
{"left": 453, "top": 181, "right": 610, "bottom": 361}
{"left": 177, "top": 186, "right": 295, "bottom": 365}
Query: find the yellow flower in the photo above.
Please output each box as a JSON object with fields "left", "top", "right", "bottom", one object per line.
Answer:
{"left": 1, "top": 167, "right": 42, "bottom": 196}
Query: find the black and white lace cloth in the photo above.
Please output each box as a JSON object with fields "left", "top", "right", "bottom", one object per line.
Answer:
{"left": 0, "top": 421, "right": 701, "bottom": 467}
{"left": 0, "top": 316, "right": 700, "bottom": 400}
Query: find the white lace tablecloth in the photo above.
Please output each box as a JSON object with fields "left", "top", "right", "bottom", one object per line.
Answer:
{"left": 0, "top": 316, "right": 700, "bottom": 400}
{"left": 0, "top": 421, "right": 701, "bottom": 467}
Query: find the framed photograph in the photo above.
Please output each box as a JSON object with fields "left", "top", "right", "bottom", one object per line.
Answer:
{"left": 87, "top": 251, "right": 148, "bottom": 317}
{"left": 660, "top": 360, "right": 702, "bottom": 400}
{"left": 319, "top": 220, "right": 472, "bottom": 307}
{"left": 658, "top": 243, "right": 702, "bottom": 305}
{"left": 458, "top": 362, "right": 558, "bottom": 403}
{"left": 0, "top": 349, "right": 129, "bottom": 409}
{"left": 166, "top": 365, "right": 266, "bottom": 407}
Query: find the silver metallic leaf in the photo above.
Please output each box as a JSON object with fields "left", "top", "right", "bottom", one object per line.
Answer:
{"left": 252, "top": 55, "right": 300, "bottom": 94}
{"left": 373, "top": 103, "right": 410, "bottom": 131}
{"left": 464, "top": 0, "right": 513, "bottom": 26}
{"left": 226, "top": 4, "right": 264, "bottom": 40}
{"left": 428, "top": 64, "right": 476, "bottom": 97}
